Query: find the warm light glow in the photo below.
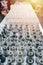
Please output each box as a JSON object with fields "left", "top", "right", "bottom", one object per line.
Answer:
{"left": 23, "top": 0, "right": 43, "bottom": 15}
{"left": 32, "top": 0, "right": 37, "bottom": 3}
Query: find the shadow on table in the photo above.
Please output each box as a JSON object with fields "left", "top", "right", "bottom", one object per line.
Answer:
{"left": 0, "top": 13, "right": 5, "bottom": 23}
